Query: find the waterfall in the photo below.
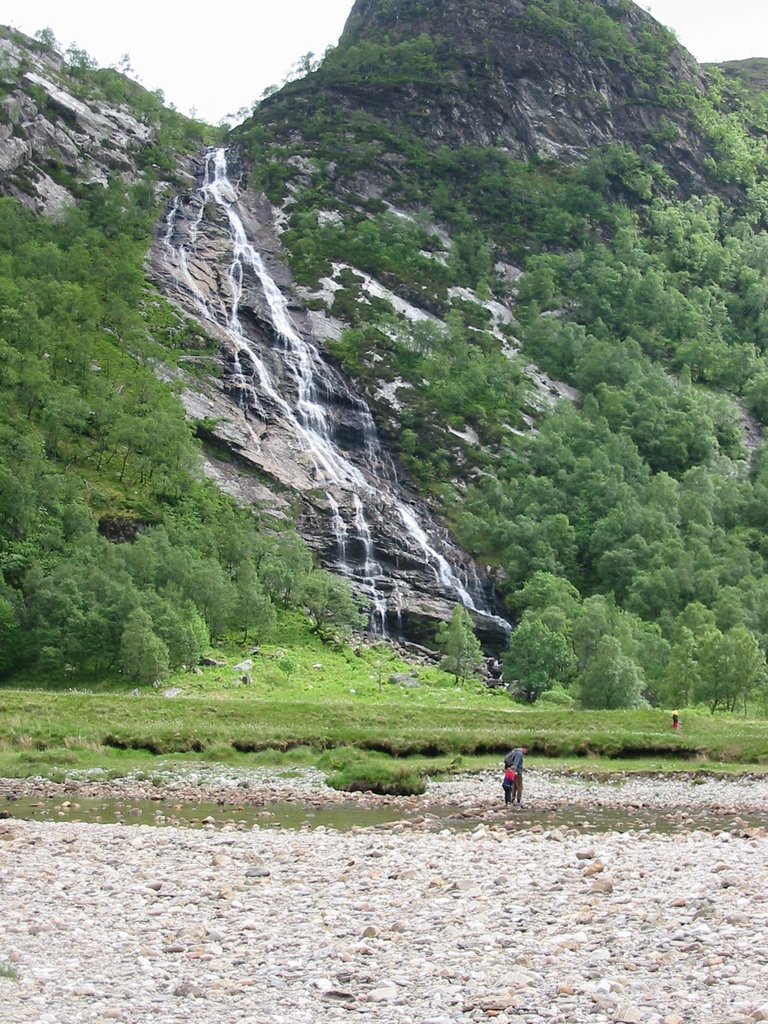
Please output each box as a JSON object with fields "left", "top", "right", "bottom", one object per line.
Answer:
{"left": 394, "top": 503, "right": 478, "bottom": 610}
{"left": 163, "top": 196, "right": 214, "bottom": 322}
{"left": 200, "top": 150, "right": 366, "bottom": 489}
{"left": 353, "top": 493, "right": 387, "bottom": 635}
{"left": 163, "top": 147, "right": 504, "bottom": 639}
{"left": 327, "top": 492, "right": 349, "bottom": 568}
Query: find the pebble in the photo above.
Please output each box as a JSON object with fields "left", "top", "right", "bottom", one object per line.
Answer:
{"left": 0, "top": 772, "right": 767, "bottom": 1024}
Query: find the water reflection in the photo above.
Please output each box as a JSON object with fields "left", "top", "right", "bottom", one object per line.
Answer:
{"left": 1, "top": 794, "right": 764, "bottom": 836}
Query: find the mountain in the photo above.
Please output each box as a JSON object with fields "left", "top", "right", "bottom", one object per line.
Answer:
{"left": 2, "top": 3, "right": 768, "bottom": 709}
{"left": 710, "top": 58, "right": 768, "bottom": 97}
{"left": 308, "top": 0, "right": 710, "bottom": 190}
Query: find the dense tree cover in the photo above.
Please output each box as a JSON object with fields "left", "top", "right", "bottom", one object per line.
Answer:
{"left": 318, "top": 33, "right": 449, "bottom": 93}
{"left": 6, "top": 8, "right": 768, "bottom": 711}
{"left": 503, "top": 617, "right": 576, "bottom": 703}
{"left": 233, "top": 0, "right": 768, "bottom": 710}
{"left": 0, "top": 287, "right": 362, "bottom": 677}
{"left": 0, "top": 72, "right": 363, "bottom": 684}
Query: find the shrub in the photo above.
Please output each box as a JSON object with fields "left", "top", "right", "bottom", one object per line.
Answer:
{"left": 326, "top": 762, "right": 427, "bottom": 795}
{"left": 0, "top": 961, "right": 18, "bottom": 980}
{"left": 537, "top": 687, "right": 577, "bottom": 708}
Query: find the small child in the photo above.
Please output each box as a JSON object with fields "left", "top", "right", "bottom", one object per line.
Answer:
{"left": 502, "top": 767, "right": 517, "bottom": 805}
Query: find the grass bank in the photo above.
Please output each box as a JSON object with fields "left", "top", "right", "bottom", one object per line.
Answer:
{"left": 2, "top": 688, "right": 768, "bottom": 781}
{"left": 3, "top": 619, "right": 768, "bottom": 781}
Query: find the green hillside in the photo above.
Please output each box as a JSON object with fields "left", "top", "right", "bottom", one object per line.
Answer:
{"left": 2, "top": 3, "right": 768, "bottom": 719}
{"left": 233, "top": 0, "right": 768, "bottom": 711}
{"left": 711, "top": 58, "right": 768, "bottom": 97}
{"left": 0, "top": 28, "right": 365, "bottom": 688}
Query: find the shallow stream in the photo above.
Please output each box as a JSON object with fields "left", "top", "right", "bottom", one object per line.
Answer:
{"left": 1, "top": 793, "right": 765, "bottom": 835}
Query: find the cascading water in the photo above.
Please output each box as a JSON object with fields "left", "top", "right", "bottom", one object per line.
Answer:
{"left": 164, "top": 196, "right": 214, "bottom": 322}
{"left": 395, "top": 503, "right": 478, "bottom": 610}
{"left": 327, "top": 492, "right": 349, "bottom": 568}
{"left": 162, "top": 147, "right": 507, "bottom": 641}
{"left": 353, "top": 494, "right": 387, "bottom": 635}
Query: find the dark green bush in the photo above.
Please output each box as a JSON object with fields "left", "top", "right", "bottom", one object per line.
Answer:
{"left": 326, "top": 763, "right": 427, "bottom": 795}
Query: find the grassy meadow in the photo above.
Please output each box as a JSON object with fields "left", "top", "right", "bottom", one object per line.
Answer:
{"left": 2, "top": 615, "right": 768, "bottom": 785}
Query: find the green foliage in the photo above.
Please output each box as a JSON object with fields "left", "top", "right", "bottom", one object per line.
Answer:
{"left": 694, "top": 626, "right": 768, "bottom": 714}
{"left": 0, "top": 131, "right": 363, "bottom": 682}
{"left": 503, "top": 618, "right": 576, "bottom": 703}
{"left": 6, "top": 681, "right": 768, "bottom": 776}
{"left": 276, "top": 654, "right": 298, "bottom": 683}
{"left": 714, "top": 58, "right": 768, "bottom": 98}
{"left": 578, "top": 635, "right": 645, "bottom": 710}
{"left": 661, "top": 626, "right": 700, "bottom": 709}
{"left": 299, "top": 570, "right": 366, "bottom": 638}
{"left": 119, "top": 608, "right": 170, "bottom": 685}
{"left": 536, "top": 687, "right": 577, "bottom": 708}
{"left": 238, "top": 29, "right": 768, "bottom": 736}
{"left": 510, "top": 572, "right": 581, "bottom": 623}
{"left": 284, "top": 210, "right": 452, "bottom": 292}
{"left": 520, "top": 0, "right": 681, "bottom": 109}
{"left": 0, "top": 595, "right": 20, "bottom": 678}
{"left": 436, "top": 605, "right": 484, "bottom": 683}
{"left": 0, "top": 960, "right": 17, "bottom": 981}
{"left": 326, "top": 758, "right": 427, "bottom": 796}
{"left": 9, "top": 8, "right": 768, "bottom": 721}
{"left": 233, "top": 565, "right": 276, "bottom": 643}
{"left": 320, "top": 33, "right": 448, "bottom": 92}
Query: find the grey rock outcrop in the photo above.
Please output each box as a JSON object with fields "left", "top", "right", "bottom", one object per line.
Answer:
{"left": 0, "top": 25, "right": 513, "bottom": 651}
{"left": 0, "top": 28, "right": 195, "bottom": 215}
{"left": 149, "top": 152, "right": 509, "bottom": 650}
{"left": 334, "top": 0, "right": 711, "bottom": 196}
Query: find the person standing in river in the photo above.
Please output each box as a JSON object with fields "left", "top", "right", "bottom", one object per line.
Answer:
{"left": 502, "top": 766, "right": 516, "bottom": 806}
{"left": 503, "top": 746, "right": 528, "bottom": 806}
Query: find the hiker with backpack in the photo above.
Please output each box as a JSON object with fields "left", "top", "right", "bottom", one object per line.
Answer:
{"left": 503, "top": 746, "right": 528, "bottom": 807}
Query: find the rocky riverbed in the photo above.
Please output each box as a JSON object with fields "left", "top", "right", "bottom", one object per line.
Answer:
{"left": 1, "top": 770, "right": 768, "bottom": 1024}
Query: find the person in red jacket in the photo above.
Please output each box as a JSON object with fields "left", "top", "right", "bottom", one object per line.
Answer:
{"left": 502, "top": 766, "right": 516, "bottom": 805}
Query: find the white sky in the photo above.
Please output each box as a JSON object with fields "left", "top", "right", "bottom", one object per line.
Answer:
{"left": 3, "top": 1, "right": 767, "bottom": 125}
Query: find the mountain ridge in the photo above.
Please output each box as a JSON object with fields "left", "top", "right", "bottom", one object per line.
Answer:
{"left": 258, "top": 0, "right": 716, "bottom": 198}
{"left": 2, "top": 2, "right": 768, "bottom": 710}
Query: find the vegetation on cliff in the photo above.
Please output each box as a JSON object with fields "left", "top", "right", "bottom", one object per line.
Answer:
{"left": 3, "top": 2, "right": 768, "bottom": 719}
{"left": 232, "top": 0, "right": 768, "bottom": 712}
{"left": 0, "top": 32, "right": 364, "bottom": 687}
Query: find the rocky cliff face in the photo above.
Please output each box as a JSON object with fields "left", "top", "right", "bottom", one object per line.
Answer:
{"left": 0, "top": 24, "right": 511, "bottom": 651}
{"left": 268, "top": 0, "right": 713, "bottom": 197}
{"left": 5, "top": 3, "right": 758, "bottom": 656}
{"left": 149, "top": 149, "right": 509, "bottom": 650}
{"left": 0, "top": 28, "right": 196, "bottom": 213}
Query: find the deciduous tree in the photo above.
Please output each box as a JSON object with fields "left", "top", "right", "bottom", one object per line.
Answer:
{"left": 119, "top": 608, "right": 169, "bottom": 685}
{"left": 503, "top": 617, "right": 576, "bottom": 703}
{"left": 437, "top": 605, "right": 484, "bottom": 684}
